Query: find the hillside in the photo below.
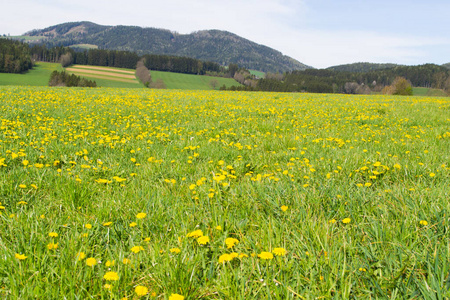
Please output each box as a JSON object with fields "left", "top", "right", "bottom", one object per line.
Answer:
{"left": 20, "top": 21, "right": 311, "bottom": 73}
{"left": 443, "top": 63, "right": 450, "bottom": 69}
{"left": 326, "top": 62, "right": 400, "bottom": 72}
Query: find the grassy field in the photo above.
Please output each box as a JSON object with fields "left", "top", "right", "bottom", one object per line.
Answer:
{"left": 0, "top": 62, "right": 61, "bottom": 86}
{"left": 150, "top": 70, "right": 241, "bottom": 90}
{"left": 413, "top": 87, "right": 448, "bottom": 97}
{"left": 1, "top": 86, "right": 450, "bottom": 298}
{"left": 249, "top": 69, "right": 266, "bottom": 78}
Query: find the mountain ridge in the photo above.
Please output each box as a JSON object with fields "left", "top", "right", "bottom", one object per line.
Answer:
{"left": 21, "top": 21, "right": 311, "bottom": 73}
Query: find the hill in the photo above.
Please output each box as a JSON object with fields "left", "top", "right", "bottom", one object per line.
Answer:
{"left": 326, "top": 62, "right": 400, "bottom": 72}
{"left": 19, "top": 21, "right": 311, "bottom": 73}
{"left": 442, "top": 63, "right": 450, "bottom": 69}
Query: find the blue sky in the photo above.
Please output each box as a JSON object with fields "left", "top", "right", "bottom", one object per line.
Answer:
{"left": 1, "top": 0, "right": 449, "bottom": 68}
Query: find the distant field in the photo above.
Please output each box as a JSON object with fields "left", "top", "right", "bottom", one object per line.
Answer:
{"left": 413, "top": 87, "right": 448, "bottom": 97}
{"left": 0, "top": 62, "right": 61, "bottom": 86}
{"left": 249, "top": 69, "right": 265, "bottom": 78}
{"left": 65, "top": 65, "right": 143, "bottom": 88}
{"left": 150, "top": 70, "right": 241, "bottom": 90}
{"left": 68, "top": 44, "right": 98, "bottom": 49}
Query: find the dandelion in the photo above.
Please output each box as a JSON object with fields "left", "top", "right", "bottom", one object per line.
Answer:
{"left": 429, "top": 173, "right": 436, "bottom": 177}
{"left": 19, "top": 184, "right": 27, "bottom": 189}
{"left": 197, "top": 235, "right": 210, "bottom": 245}
{"left": 342, "top": 218, "right": 351, "bottom": 224}
{"left": 136, "top": 212, "right": 146, "bottom": 219}
{"left": 47, "top": 242, "right": 58, "bottom": 250}
{"left": 129, "top": 222, "right": 137, "bottom": 227}
{"left": 135, "top": 286, "right": 148, "bottom": 297}
{"left": 17, "top": 201, "right": 27, "bottom": 205}
{"left": 281, "top": 205, "right": 288, "bottom": 212}
{"left": 186, "top": 229, "right": 203, "bottom": 238}
{"left": 215, "top": 225, "right": 222, "bottom": 231}
{"left": 329, "top": 219, "right": 336, "bottom": 224}
{"left": 272, "top": 248, "right": 287, "bottom": 256}
{"left": 122, "top": 258, "right": 131, "bottom": 265}
{"left": 103, "top": 271, "right": 119, "bottom": 281}
{"left": 85, "top": 223, "right": 92, "bottom": 229}
{"left": 170, "top": 248, "right": 181, "bottom": 254}
{"left": 48, "top": 232, "right": 58, "bottom": 238}
{"left": 15, "top": 253, "right": 27, "bottom": 260}
{"left": 76, "top": 252, "right": 86, "bottom": 261}
{"left": 104, "top": 284, "right": 112, "bottom": 289}
{"left": 103, "top": 222, "right": 113, "bottom": 227}
{"left": 169, "top": 293, "right": 185, "bottom": 300}
{"left": 131, "top": 246, "right": 144, "bottom": 254}
{"left": 258, "top": 252, "right": 274, "bottom": 260}
{"left": 419, "top": 220, "right": 428, "bottom": 226}
{"left": 218, "top": 253, "right": 233, "bottom": 263}
{"left": 86, "top": 257, "right": 97, "bottom": 266}
{"left": 105, "top": 260, "right": 115, "bottom": 267}
{"left": 225, "top": 238, "right": 239, "bottom": 248}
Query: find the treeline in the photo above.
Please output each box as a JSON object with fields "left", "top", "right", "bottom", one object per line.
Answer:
{"left": 141, "top": 54, "right": 224, "bottom": 75}
{"left": 225, "top": 64, "right": 450, "bottom": 95}
{"left": 0, "top": 39, "right": 33, "bottom": 73}
{"left": 48, "top": 70, "right": 96, "bottom": 87}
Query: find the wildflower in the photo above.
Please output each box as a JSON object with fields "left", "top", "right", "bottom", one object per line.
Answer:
{"left": 131, "top": 246, "right": 144, "bottom": 254}
{"left": 215, "top": 225, "right": 222, "bottom": 231}
{"left": 48, "top": 232, "right": 58, "bottom": 238}
{"left": 219, "top": 253, "right": 233, "bottom": 263}
{"left": 186, "top": 229, "right": 203, "bottom": 238}
{"left": 105, "top": 260, "right": 115, "bottom": 267}
{"left": 429, "top": 173, "right": 436, "bottom": 177}
{"left": 103, "top": 222, "right": 113, "bottom": 226}
{"left": 86, "top": 257, "right": 97, "bottom": 266}
{"left": 15, "top": 253, "right": 27, "bottom": 260}
{"left": 17, "top": 201, "right": 27, "bottom": 205}
{"left": 272, "top": 248, "right": 287, "bottom": 256}
{"left": 419, "top": 220, "right": 428, "bottom": 226}
{"left": 47, "top": 242, "right": 58, "bottom": 250}
{"left": 103, "top": 271, "right": 119, "bottom": 281}
{"left": 129, "top": 222, "right": 137, "bottom": 227}
{"left": 104, "top": 284, "right": 112, "bottom": 289}
{"left": 197, "top": 235, "right": 210, "bottom": 245}
{"left": 342, "top": 218, "right": 351, "bottom": 224}
{"left": 281, "top": 205, "right": 288, "bottom": 212}
{"left": 329, "top": 219, "right": 336, "bottom": 224}
{"left": 136, "top": 212, "right": 146, "bottom": 219}
{"left": 122, "top": 258, "right": 131, "bottom": 264}
{"left": 258, "top": 252, "right": 274, "bottom": 260}
{"left": 135, "top": 286, "right": 148, "bottom": 297}
{"left": 225, "top": 238, "right": 239, "bottom": 249}
{"left": 19, "top": 184, "right": 27, "bottom": 189}
{"left": 170, "top": 248, "right": 181, "bottom": 254}
{"left": 77, "top": 252, "right": 86, "bottom": 261}
{"left": 85, "top": 223, "right": 92, "bottom": 229}
{"left": 169, "top": 293, "right": 185, "bottom": 300}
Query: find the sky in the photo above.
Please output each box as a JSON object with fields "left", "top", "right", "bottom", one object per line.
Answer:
{"left": 1, "top": 0, "right": 449, "bottom": 68}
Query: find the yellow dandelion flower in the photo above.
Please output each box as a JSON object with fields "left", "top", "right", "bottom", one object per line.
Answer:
{"left": 170, "top": 248, "right": 181, "bottom": 254}
{"left": 122, "top": 258, "right": 131, "bottom": 265}
{"left": 342, "top": 218, "right": 351, "bottom": 224}
{"left": 258, "top": 252, "right": 274, "bottom": 260}
{"left": 105, "top": 260, "right": 115, "bottom": 267}
{"left": 15, "top": 253, "right": 27, "bottom": 260}
{"left": 77, "top": 252, "right": 86, "bottom": 261}
{"left": 419, "top": 220, "right": 428, "bottom": 226}
{"left": 135, "top": 286, "right": 148, "bottom": 297}
{"left": 281, "top": 205, "right": 288, "bottom": 212}
{"left": 197, "top": 235, "right": 210, "bottom": 245}
{"left": 218, "top": 253, "right": 233, "bottom": 263}
{"left": 103, "top": 222, "right": 113, "bottom": 226}
{"left": 47, "top": 242, "right": 58, "bottom": 250}
{"left": 19, "top": 184, "right": 27, "bottom": 189}
{"left": 272, "top": 248, "right": 287, "bottom": 256}
{"left": 186, "top": 229, "right": 203, "bottom": 238}
{"left": 131, "top": 246, "right": 144, "bottom": 253}
{"left": 85, "top": 223, "right": 92, "bottom": 229}
{"left": 215, "top": 225, "right": 222, "bottom": 231}
{"left": 169, "top": 293, "right": 185, "bottom": 300}
{"left": 136, "top": 212, "right": 146, "bottom": 219}
{"left": 103, "top": 271, "right": 119, "bottom": 281}
{"left": 48, "top": 232, "right": 58, "bottom": 238}
{"left": 225, "top": 237, "right": 239, "bottom": 249}
{"left": 129, "top": 222, "right": 137, "bottom": 227}
{"left": 86, "top": 257, "right": 97, "bottom": 266}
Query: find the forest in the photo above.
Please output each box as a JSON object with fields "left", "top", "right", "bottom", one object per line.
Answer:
{"left": 0, "top": 39, "right": 33, "bottom": 73}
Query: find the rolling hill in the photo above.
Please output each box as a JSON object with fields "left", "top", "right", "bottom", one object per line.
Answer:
{"left": 326, "top": 62, "right": 401, "bottom": 72}
{"left": 18, "top": 21, "right": 311, "bottom": 73}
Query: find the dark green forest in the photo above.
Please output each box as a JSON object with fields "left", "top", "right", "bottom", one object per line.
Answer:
{"left": 0, "top": 39, "right": 33, "bottom": 73}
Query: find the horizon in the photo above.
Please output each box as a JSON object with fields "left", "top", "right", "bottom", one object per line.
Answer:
{"left": 1, "top": 0, "right": 449, "bottom": 69}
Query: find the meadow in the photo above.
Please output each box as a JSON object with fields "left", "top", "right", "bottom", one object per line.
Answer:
{"left": 0, "top": 86, "right": 449, "bottom": 299}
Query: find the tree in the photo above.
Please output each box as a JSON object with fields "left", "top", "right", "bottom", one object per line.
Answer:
{"left": 391, "top": 77, "right": 413, "bottom": 95}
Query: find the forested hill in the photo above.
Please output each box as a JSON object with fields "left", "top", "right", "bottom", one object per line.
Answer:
{"left": 326, "top": 62, "right": 401, "bottom": 72}
{"left": 20, "top": 21, "right": 311, "bottom": 73}
{"left": 443, "top": 63, "right": 450, "bottom": 70}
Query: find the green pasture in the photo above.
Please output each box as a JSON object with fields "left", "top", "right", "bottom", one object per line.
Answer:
{"left": 150, "top": 70, "right": 241, "bottom": 90}
{"left": 0, "top": 62, "right": 61, "bottom": 86}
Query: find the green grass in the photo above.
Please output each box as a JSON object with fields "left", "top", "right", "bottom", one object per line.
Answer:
{"left": 150, "top": 70, "right": 241, "bottom": 90}
{"left": 0, "top": 62, "right": 61, "bottom": 86}
{"left": 1, "top": 87, "right": 450, "bottom": 298}
{"left": 249, "top": 69, "right": 265, "bottom": 78}
{"left": 69, "top": 44, "right": 99, "bottom": 49}
{"left": 413, "top": 87, "right": 448, "bottom": 97}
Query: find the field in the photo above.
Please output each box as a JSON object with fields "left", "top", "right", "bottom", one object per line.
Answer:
{"left": 413, "top": 87, "right": 448, "bottom": 97}
{"left": 150, "top": 70, "right": 241, "bottom": 90}
{"left": 1, "top": 86, "right": 450, "bottom": 299}
{"left": 0, "top": 62, "right": 62, "bottom": 86}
